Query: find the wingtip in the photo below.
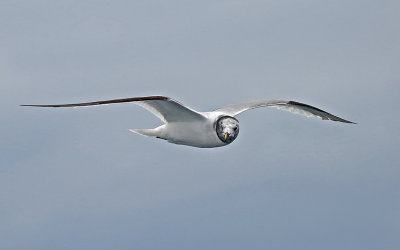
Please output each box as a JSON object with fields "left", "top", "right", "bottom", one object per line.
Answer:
{"left": 340, "top": 119, "right": 357, "bottom": 124}
{"left": 20, "top": 104, "right": 46, "bottom": 107}
{"left": 329, "top": 115, "right": 356, "bottom": 124}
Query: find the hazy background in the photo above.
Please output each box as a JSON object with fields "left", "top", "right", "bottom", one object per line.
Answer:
{"left": 1, "top": 0, "right": 399, "bottom": 249}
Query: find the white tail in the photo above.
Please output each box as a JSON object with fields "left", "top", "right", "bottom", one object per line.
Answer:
{"left": 129, "top": 128, "right": 160, "bottom": 137}
{"left": 130, "top": 124, "right": 166, "bottom": 140}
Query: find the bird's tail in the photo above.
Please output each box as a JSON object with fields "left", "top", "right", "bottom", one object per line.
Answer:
{"left": 129, "top": 128, "right": 159, "bottom": 137}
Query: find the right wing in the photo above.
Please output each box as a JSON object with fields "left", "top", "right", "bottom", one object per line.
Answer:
{"left": 21, "top": 96, "right": 207, "bottom": 123}
{"left": 214, "top": 100, "right": 355, "bottom": 124}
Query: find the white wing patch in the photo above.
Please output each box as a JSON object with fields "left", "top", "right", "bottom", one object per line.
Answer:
{"left": 133, "top": 99, "right": 206, "bottom": 123}
{"left": 275, "top": 105, "right": 316, "bottom": 118}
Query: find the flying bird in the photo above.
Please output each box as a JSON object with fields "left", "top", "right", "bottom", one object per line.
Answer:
{"left": 21, "top": 96, "right": 355, "bottom": 148}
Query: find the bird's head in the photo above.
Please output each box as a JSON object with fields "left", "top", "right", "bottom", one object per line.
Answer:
{"left": 216, "top": 116, "right": 239, "bottom": 144}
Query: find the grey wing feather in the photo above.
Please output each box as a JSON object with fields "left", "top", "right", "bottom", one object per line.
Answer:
{"left": 215, "top": 100, "right": 355, "bottom": 124}
{"left": 21, "top": 96, "right": 206, "bottom": 123}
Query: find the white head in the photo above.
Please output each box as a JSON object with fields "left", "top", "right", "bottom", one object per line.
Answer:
{"left": 215, "top": 116, "right": 239, "bottom": 144}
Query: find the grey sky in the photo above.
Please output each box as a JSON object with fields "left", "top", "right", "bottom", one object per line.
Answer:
{"left": 1, "top": 0, "right": 399, "bottom": 249}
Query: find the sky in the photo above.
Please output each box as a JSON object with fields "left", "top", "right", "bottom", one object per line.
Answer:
{"left": 1, "top": 0, "right": 399, "bottom": 249}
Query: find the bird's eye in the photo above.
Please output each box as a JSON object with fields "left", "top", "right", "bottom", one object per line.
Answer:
{"left": 234, "top": 127, "right": 237, "bottom": 131}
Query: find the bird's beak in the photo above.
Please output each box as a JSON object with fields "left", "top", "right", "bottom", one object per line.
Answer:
{"left": 224, "top": 133, "right": 228, "bottom": 140}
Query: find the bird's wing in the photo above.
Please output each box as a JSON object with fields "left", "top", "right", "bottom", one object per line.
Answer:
{"left": 21, "top": 96, "right": 207, "bottom": 123}
{"left": 214, "top": 100, "right": 355, "bottom": 124}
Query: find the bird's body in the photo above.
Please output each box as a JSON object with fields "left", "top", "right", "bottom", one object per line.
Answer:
{"left": 21, "top": 96, "right": 355, "bottom": 148}
{"left": 130, "top": 111, "right": 231, "bottom": 148}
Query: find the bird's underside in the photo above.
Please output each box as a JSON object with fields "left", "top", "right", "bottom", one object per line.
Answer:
{"left": 21, "top": 95, "right": 355, "bottom": 148}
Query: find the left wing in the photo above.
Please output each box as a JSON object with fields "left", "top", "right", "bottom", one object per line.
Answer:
{"left": 214, "top": 100, "right": 355, "bottom": 124}
{"left": 21, "top": 96, "right": 207, "bottom": 123}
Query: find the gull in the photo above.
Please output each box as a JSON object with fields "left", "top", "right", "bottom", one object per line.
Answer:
{"left": 21, "top": 96, "right": 355, "bottom": 148}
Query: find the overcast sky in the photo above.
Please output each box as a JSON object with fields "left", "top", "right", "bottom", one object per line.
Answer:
{"left": 1, "top": 0, "right": 399, "bottom": 249}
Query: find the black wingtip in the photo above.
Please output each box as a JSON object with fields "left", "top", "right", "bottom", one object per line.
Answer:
{"left": 336, "top": 116, "right": 357, "bottom": 124}
{"left": 338, "top": 118, "right": 357, "bottom": 124}
{"left": 335, "top": 118, "right": 357, "bottom": 124}
{"left": 20, "top": 104, "right": 51, "bottom": 107}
